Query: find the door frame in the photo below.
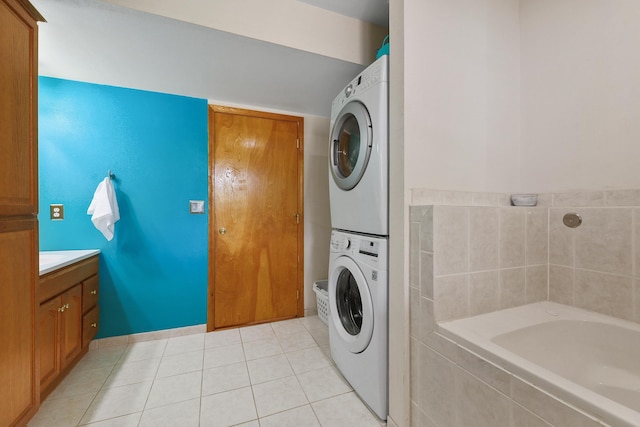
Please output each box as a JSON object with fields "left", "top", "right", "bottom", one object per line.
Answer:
{"left": 207, "top": 105, "right": 304, "bottom": 331}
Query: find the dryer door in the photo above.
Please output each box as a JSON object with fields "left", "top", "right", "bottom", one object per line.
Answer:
{"left": 330, "top": 101, "right": 373, "bottom": 191}
{"left": 329, "top": 255, "right": 374, "bottom": 353}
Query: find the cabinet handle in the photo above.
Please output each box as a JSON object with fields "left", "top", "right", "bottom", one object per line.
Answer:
{"left": 90, "top": 290, "right": 97, "bottom": 295}
{"left": 58, "top": 306, "right": 65, "bottom": 313}
{"left": 91, "top": 322, "right": 97, "bottom": 328}
{"left": 65, "top": 303, "right": 70, "bottom": 309}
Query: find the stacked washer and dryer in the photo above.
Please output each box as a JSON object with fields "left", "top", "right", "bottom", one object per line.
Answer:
{"left": 327, "top": 55, "right": 389, "bottom": 420}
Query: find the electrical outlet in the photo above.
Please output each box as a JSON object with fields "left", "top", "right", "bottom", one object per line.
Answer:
{"left": 50, "top": 204, "right": 64, "bottom": 220}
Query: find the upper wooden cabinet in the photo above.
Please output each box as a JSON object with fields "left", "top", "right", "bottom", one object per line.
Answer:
{"left": 0, "top": 0, "right": 44, "bottom": 425}
{"left": 0, "top": 0, "right": 44, "bottom": 217}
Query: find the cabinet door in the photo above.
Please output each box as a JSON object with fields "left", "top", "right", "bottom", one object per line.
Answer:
{"left": 39, "top": 297, "right": 61, "bottom": 392}
{"left": 0, "top": 219, "right": 38, "bottom": 426}
{"left": 0, "top": 0, "right": 40, "bottom": 216}
{"left": 60, "top": 285, "right": 83, "bottom": 368}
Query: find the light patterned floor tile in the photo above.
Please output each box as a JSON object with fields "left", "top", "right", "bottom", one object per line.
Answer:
{"left": 297, "top": 366, "right": 352, "bottom": 402}
{"left": 308, "top": 327, "right": 330, "bottom": 346}
{"left": 204, "top": 328, "right": 241, "bottom": 349}
{"left": 79, "top": 381, "right": 152, "bottom": 424}
{"left": 247, "top": 354, "right": 294, "bottom": 385}
{"left": 156, "top": 350, "right": 203, "bottom": 378}
{"left": 203, "top": 343, "right": 245, "bottom": 369}
{"left": 81, "top": 412, "right": 141, "bottom": 426}
{"left": 48, "top": 366, "right": 113, "bottom": 399}
{"left": 252, "top": 376, "right": 309, "bottom": 417}
{"left": 271, "top": 318, "right": 307, "bottom": 337}
{"left": 300, "top": 315, "right": 326, "bottom": 332}
{"left": 200, "top": 386, "right": 257, "bottom": 427}
{"left": 138, "top": 397, "right": 200, "bottom": 427}
{"left": 243, "top": 336, "right": 283, "bottom": 361}
{"left": 285, "top": 346, "right": 332, "bottom": 374}
{"left": 103, "top": 358, "right": 160, "bottom": 388}
{"left": 239, "top": 323, "right": 275, "bottom": 342}
{"left": 118, "top": 340, "right": 167, "bottom": 364}
{"left": 201, "top": 362, "right": 250, "bottom": 396}
{"left": 312, "top": 392, "right": 381, "bottom": 427}
{"left": 74, "top": 346, "right": 126, "bottom": 371}
{"left": 145, "top": 371, "right": 202, "bottom": 409}
{"left": 259, "top": 405, "right": 321, "bottom": 427}
{"left": 164, "top": 334, "right": 205, "bottom": 356}
{"left": 278, "top": 330, "right": 318, "bottom": 353}
{"left": 27, "top": 392, "right": 95, "bottom": 427}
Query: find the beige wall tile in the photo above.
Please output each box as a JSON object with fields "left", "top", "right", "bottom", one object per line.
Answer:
{"left": 420, "top": 297, "right": 435, "bottom": 342}
{"left": 410, "top": 287, "right": 420, "bottom": 340}
{"left": 410, "top": 205, "right": 431, "bottom": 222}
{"left": 456, "top": 347, "right": 511, "bottom": 396}
{"left": 417, "top": 343, "right": 457, "bottom": 427}
{"left": 605, "top": 189, "right": 640, "bottom": 206}
{"left": 500, "top": 208, "right": 526, "bottom": 268}
{"left": 549, "top": 209, "right": 574, "bottom": 267}
{"left": 552, "top": 191, "right": 605, "bottom": 207}
{"left": 410, "top": 338, "right": 418, "bottom": 403}
{"left": 526, "top": 265, "right": 548, "bottom": 303}
{"left": 635, "top": 209, "right": 640, "bottom": 278}
{"left": 574, "top": 208, "right": 632, "bottom": 276}
{"left": 423, "top": 332, "right": 458, "bottom": 363}
{"left": 411, "top": 402, "right": 438, "bottom": 427}
{"left": 434, "top": 274, "right": 469, "bottom": 321}
{"left": 434, "top": 206, "right": 468, "bottom": 275}
{"left": 511, "top": 378, "right": 601, "bottom": 427}
{"left": 548, "top": 265, "right": 574, "bottom": 305}
{"left": 574, "top": 269, "right": 633, "bottom": 321}
{"left": 469, "top": 207, "right": 500, "bottom": 271}
{"left": 420, "top": 206, "right": 434, "bottom": 252}
{"left": 457, "top": 368, "right": 511, "bottom": 427}
{"left": 512, "top": 403, "right": 553, "bottom": 427}
{"left": 421, "top": 251, "right": 434, "bottom": 299}
{"left": 410, "top": 222, "right": 420, "bottom": 289}
{"left": 500, "top": 267, "right": 526, "bottom": 309}
{"left": 469, "top": 271, "right": 500, "bottom": 316}
{"left": 526, "top": 208, "right": 549, "bottom": 265}
{"left": 472, "top": 192, "right": 511, "bottom": 207}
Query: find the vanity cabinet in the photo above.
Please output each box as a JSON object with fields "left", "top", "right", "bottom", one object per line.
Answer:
{"left": 0, "top": 0, "right": 44, "bottom": 425}
{"left": 39, "top": 256, "right": 100, "bottom": 398}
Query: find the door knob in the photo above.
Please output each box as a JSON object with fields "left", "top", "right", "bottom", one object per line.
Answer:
{"left": 219, "top": 227, "right": 226, "bottom": 235}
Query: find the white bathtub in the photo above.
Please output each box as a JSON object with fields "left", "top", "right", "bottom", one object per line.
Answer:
{"left": 40, "top": 250, "right": 100, "bottom": 275}
{"left": 438, "top": 301, "right": 640, "bottom": 427}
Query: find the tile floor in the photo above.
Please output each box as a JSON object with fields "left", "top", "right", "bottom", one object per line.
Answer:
{"left": 28, "top": 315, "right": 386, "bottom": 427}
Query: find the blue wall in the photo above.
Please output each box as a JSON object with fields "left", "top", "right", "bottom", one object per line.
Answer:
{"left": 39, "top": 77, "right": 209, "bottom": 338}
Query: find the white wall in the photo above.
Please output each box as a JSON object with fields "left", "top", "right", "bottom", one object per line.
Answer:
{"left": 404, "top": 0, "right": 521, "bottom": 193}
{"left": 520, "top": 0, "right": 640, "bottom": 192}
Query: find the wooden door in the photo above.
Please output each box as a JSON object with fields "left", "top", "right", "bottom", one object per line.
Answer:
{"left": 208, "top": 106, "right": 304, "bottom": 330}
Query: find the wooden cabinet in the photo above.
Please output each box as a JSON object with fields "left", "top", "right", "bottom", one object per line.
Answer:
{"left": 0, "top": 0, "right": 44, "bottom": 425}
{"left": 39, "top": 256, "right": 99, "bottom": 399}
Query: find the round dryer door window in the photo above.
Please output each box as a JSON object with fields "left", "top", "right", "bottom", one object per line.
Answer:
{"left": 330, "top": 101, "right": 373, "bottom": 190}
{"left": 329, "top": 256, "right": 374, "bottom": 354}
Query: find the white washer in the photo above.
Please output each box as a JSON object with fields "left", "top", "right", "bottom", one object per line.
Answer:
{"left": 329, "top": 55, "right": 389, "bottom": 236}
{"left": 328, "top": 230, "right": 388, "bottom": 420}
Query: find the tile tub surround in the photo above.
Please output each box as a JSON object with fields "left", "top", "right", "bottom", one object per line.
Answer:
{"left": 29, "top": 316, "right": 385, "bottom": 427}
{"left": 409, "top": 189, "right": 640, "bottom": 426}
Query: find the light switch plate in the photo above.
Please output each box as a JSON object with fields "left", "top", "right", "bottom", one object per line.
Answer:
{"left": 50, "top": 204, "right": 64, "bottom": 220}
{"left": 189, "top": 200, "right": 205, "bottom": 214}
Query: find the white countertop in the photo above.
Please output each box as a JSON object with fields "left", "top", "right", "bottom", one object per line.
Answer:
{"left": 39, "top": 250, "right": 101, "bottom": 276}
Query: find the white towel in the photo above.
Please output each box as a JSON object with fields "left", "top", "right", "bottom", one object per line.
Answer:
{"left": 87, "top": 177, "right": 120, "bottom": 241}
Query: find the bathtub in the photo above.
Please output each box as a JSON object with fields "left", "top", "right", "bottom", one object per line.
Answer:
{"left": 438, "top": 301, "right": 640, "bottom": 427}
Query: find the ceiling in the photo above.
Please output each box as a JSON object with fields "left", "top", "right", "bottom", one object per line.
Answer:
{"left": 32, "top": 0, "right": 389, "bottom": 117}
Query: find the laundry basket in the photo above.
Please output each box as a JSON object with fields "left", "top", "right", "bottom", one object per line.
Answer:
{"left": 313, "top": 280, "right": 329, "bottom": 325}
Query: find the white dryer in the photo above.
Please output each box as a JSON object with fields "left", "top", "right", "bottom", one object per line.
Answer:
{"left": 329, "top": 55, "right": 389, "bottom": 236}
{"left": 328, "top": 230, "right": 388, "bottom": 420}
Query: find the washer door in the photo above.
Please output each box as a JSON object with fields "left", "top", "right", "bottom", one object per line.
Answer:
{"left": 329, "top": 255, "right": 374, "bottom": 354}
{"left": 330, "top": 101, "right": 373, "bottom": 191}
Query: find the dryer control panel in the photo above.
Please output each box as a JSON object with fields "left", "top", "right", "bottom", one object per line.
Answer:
{"left": 330, "top": 230, "right": 388, "bottom": 270}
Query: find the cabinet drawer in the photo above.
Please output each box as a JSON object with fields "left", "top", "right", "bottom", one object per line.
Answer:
{"left": 82, "top": 306, "right": 99, "bottom": 348}
{"left": 40, "top": 256, "right": 99, "bottom": 303}
{"left": 82, "top": 275, "right": 99, "bottom": 312}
